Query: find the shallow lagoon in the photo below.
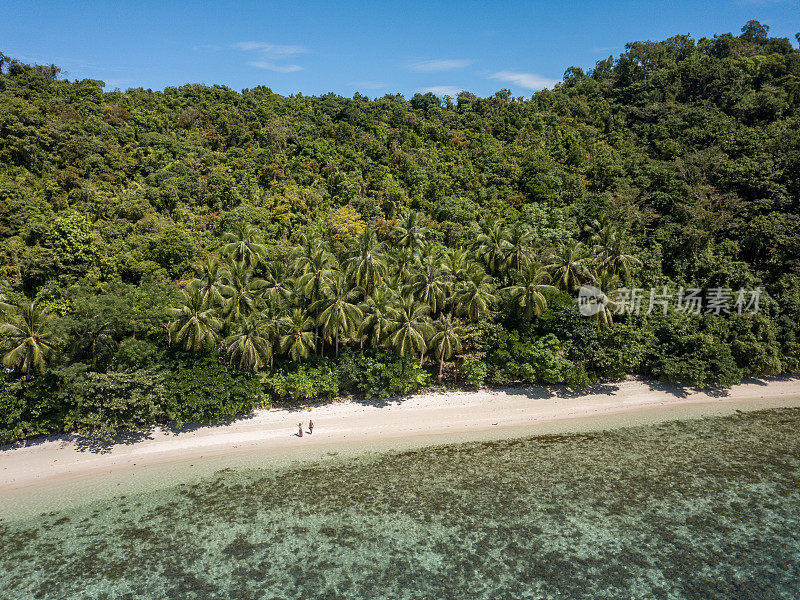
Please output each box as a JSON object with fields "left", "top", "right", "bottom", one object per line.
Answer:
{"left": 1, "top": 408, "right": 799, "bottom": 599}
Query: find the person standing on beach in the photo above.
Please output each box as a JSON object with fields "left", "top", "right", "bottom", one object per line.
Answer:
{"left": 309, "top": 420, "right": 314, "bottom": 434}
{"left": 298, "top": 422, "right": 303, "bottom": 437}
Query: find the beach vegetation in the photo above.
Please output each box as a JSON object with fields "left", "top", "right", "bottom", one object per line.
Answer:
{"left": 1, "top": 22, "right": 800, "bottom": 440}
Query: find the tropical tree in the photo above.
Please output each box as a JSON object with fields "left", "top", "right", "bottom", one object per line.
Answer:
{"left": 192, "top": 256, "right": 228, "bottom": 308}
{"left": 589, "top": 221, "right": 641, "bottom": 283}
{"left": 387, "top": 295, "right": 434, "bottom": 365}
{"left": 221, "top": 224, "right": 266, "bottom": 268}
{"left": 167, "top": 288, "right": 221, "bottom": 352}
{"left": 220, "top": 260, "right": 266, "bottom": 325}
{"left": 456, "top": 268, "right": 497, "bottom": 322}
{"left": 344, "top": 226, "right": 389, "bottom": 295}
{"left": 262, "top": 261, "right": 295, "bottom": 305}
{"left": 359, "top": 287, "right": 397, "bottom": 350}
{"left": 293, "top": 234, "right": 335, "bottom": 282}
{"left": 0, "top": 281, "right": 11, "bottom": 317}
{"left": 71, "top": 319, "right": 116, "bottom": 366}
{"left": 279, "top": 308, "right": 316, "bottom": 362}
{"left": 225, "top": 315, "right": 272, "bottom": 371}
{"left": 261, "top": 299, "right": 284, "bottom": 370}
{"left": 600, "top": 241, "right": 640, "bottom": 282}
{"left": 442, "top": 247, "right": 471, "bottom": 281}
{"left": 396, "top": 210, "right": 427, "bottom": 255}
{"left": 313, "top": 273, "right": 363, "bottom": 357}
{"left": 546, "top": 241, "right": 589, "bottom": 292}
{"left": 430, "top": 313, "right": 465, "bottom": 382}
{"left": 473, "top": 218, "right": 510, "bottom": 275}
{"left": 293, "top": 240, "right": 335, "bottom": 343}
{"left": 584, "top": 272, "right": 622, "bottom": 329}
{"left": 504, "top": 222, "right": 535, "bottom": 273}
{"left": 406, "top": 247, "right": 448, "bottom": 315}
{"left": 505, "top": 263, "right": 556, "bottom": 320}
{"left": 1, "top": 300, "right": 56, "bottom": 378}
{"left": 388, "top": 247, "right": 417, "bottom": 285}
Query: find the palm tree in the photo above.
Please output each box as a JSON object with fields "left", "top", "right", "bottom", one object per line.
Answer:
{"left": 0, "top": 281, "right": 11, "bottom": 317}
{"left": 585, "top": 217, "right": 613, "bottom": 245}
{"left": 359, "top": 287, "right": 397, "bottom": 350}
{"left": 472, "top": 218, "right": 510, "bottom": 275}
{"left": 167, "top": 288, "right": 221, "bottom": 352}
{"left": 221, "top": 224, "right": 267, "bottom": 268}
{"left": 504, "top": 222, "right": 535, "bottom": 273}
{"left": 262, "top": 261, "right": 295, "bottom": 305}
{"left": 1, "top": 300, "right": 56, "bottom": 378}
{"left": 293, "top": 239, "right": 334, "bottom": 305}
{"left": 442, "top": 247, "right": 471, "bottom": 281}
{"left": 344, "top": 226, "right": 388, "bottom": 295}
{"left": 312, "top": 273, "right": 363, "bottom": 357}
{"left": 294, "top": 243, "right": 336, "bottom": 352}
{"left": 505, "top": 263, "right": 556, "bottom": 320}
{"left": 293, "top": 234, "right": 335, "bottom": 280}
{"left": 387, "top": 295, "right": 434, "bottom": 366}
{"left": 588, "top": 221, "right": 641, "bottom": 283}
{"left": 396, "top": 210, "right": 427, "bottom": 256}
{"left": 441, "top": 247, "right": 471, "bottom": 315}
{"left": 260, "top": 299, "right": 284, "bottom": 370}
{"left": 456, "top": 268, "right": 497, "bottom": 322}
{"left": 191, "top": 256, "right": 228, "bottom": 308}
{"left": 220, "top": 260, "right": 265, "bottom": 325}
{"left": 279, "top": 308, "right": 316, "bottom": 362}
{"left": 546, "top": 241, "right": 589, "bottom": 293}
{"left": 406, "top": 248, "right": 448, "bottom": 315}
{"left": 602, "top": 241, "right": 640, "bottom": 283}
{"left": 430, "top": 313, "right": 464, "bottom": 382}
{"left": 585, "top": 272, "right": 621, "bottom": 329}
{"left": 388, "top": 247, "right": 417, "bottom": 285}
{"left": 225, "top": 315, "right": 272, "bottom": 372}
{"left": 71, "top": 319, "right": 116, "bottom": 366}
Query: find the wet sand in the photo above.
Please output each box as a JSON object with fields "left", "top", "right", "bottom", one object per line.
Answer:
{"left": 2, "top": 377, "right": 799, "bottom": 502}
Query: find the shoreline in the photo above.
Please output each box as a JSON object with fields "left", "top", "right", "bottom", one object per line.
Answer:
{"left": 2, "top": 377, "right": 800, "bottom": 499}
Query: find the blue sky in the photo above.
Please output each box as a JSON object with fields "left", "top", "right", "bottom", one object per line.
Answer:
{"left": 3, "top": 0, "right": 799, "bottom": 97}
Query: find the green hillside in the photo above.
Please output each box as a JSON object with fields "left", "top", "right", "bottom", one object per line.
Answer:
{"left": 1, "top": 21, "right": 799, "bottom": 442}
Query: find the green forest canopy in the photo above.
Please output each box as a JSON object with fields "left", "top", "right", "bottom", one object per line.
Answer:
{"left": 1, "top": 21, "right": 799, "bottom": 442}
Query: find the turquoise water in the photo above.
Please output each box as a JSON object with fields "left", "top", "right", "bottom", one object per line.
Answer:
{"left": 1, "top": 408, "right": 799, "bottom": 599}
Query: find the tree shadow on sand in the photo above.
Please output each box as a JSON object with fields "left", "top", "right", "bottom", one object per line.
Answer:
{"left": 70, "top": 413, "right": 262, "bottom": 453}
{"left": 1, "top": 413, "right": 260, "bottom": 455}
{"left": 6, "top": 375, "right": 797, "bottom": 454}
{"left": 641, "top": 378, "right": 737, "bottom": 398}
{"left": 642, "top": 374, "right": 800, "bottom": 399}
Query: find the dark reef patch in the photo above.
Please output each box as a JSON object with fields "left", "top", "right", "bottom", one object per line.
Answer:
{"left": 2, "top": 408, "right": 799, "bottom": 599}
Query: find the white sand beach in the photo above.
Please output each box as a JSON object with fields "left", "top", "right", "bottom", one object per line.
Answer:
{"left": 2, "top": 377, "right": 800, "bottom": 496}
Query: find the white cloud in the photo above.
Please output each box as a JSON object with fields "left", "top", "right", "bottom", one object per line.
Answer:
{"left": 247, "top": 61, "right": 303, "bottom": 73}
{"left": 233, "top": 42, "right": 308, "bottom": 56}
{"left": 418, "top": 86, "right": 464, "bottom": 97}
{"left": 490, "top": 71, "right": 559, "bottom": 90}
{"left": 234, "top": 41, "right": 308, "bottom": 73}
{"left": 407, "top": 59, "right": 472, "bottom": 72}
